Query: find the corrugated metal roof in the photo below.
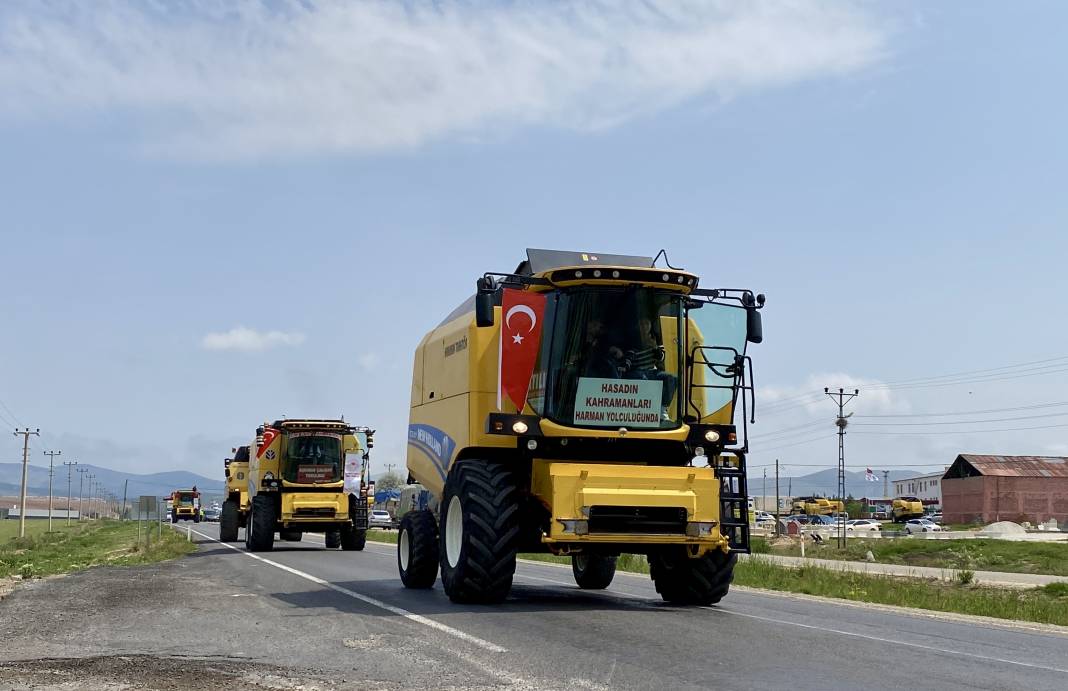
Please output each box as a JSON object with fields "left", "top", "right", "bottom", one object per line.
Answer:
{"left": 954, "top": 454, "right": 1068, "bottom": 478}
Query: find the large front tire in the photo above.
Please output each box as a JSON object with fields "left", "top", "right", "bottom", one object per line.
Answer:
{"left": 246, "top": 495, "right": 276, "bottom": 552}
{"left": 325, "top": 530, "right": 342, "bottom": 549}
{"left": 439, "top": 461, "right": 519, "bottom": 604}
{"left": 398, "top": 510, "right": 439, "bottom": 589}
{"left": 219, "top": 499, "right": 239, "bottom": 542}
{"left": 571, "top": 554, "right": 617, "bottom": 590}
{"left": 341, "top": 526, "right": 366, "bottom": 551}
{"left": 649, "top": 548, "right": 736, "bottom": 605}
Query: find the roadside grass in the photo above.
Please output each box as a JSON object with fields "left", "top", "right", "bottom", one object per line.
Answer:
{"left": 0, "top": 520, "right": 195, "bottom": 580}
{"left": 368, "top": 529, "right": 398, "bottom": 544}
{"left": 0, "top": 521, "right": 68, "bottom": 541}
{"left": 735, "top": 557, "right": 1068, "bottom": 627}
{"left": 758, "top": 536, "right": 1068, "bottom": 576}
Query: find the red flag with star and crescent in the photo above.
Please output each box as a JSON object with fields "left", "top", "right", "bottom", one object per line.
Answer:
{"left": 498, "top": 287, "right": 547, "bottom": 411}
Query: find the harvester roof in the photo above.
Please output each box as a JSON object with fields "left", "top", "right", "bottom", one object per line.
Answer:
{"left": 515, "top": 248, "right": 656, "bottom": 275}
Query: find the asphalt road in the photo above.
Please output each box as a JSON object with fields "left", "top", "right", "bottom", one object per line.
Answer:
{"left": 3, "top": 523, "right": 1067, "bottom": 690}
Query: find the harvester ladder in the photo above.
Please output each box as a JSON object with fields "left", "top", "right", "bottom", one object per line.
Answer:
{"left": 715, "top": 456, "right": 750, "bottom": 553}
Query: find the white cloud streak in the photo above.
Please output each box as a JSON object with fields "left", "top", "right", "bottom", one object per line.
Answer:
{"left": 0, "top": 1, "right": 888, "bottom": 159}
{"left": 201, "top": 326, "right": 305, "bottom": 352}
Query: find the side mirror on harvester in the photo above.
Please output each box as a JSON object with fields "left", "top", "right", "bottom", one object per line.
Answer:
{"left": 475, "top": 277, "right": 495, "bottom": 327}
{"left": 746, "top": 307, "right": 763, "bottom": 344}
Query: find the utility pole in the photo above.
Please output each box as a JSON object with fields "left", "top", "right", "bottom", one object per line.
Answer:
{"left": 77, "top": 467, "right": 88, "bottom": 520}
{"left": 122, "top": 479, "right": 129, "bottom": 521}
{"left": 43, "top": 449, "right": 61, "bottom": 532}
{"left": 63, "top": 460, "right": 77, "bottom": 525}
{"left": 774, "top": 459, "right": 780, "bottom": 534}
{"left": 825, "top": 387, "right": 859, "bottom": 549}
{"left": 14, "top": 428, "right": 40, "bottom": 539}
{"left": 762, "top": 468, "right": 767, "bottom": 513}
{"left": 87, "top": 476, "right": 95, "bottom": 519}
{"left": 883, "top": 470, "right": 890, "bottom": 501}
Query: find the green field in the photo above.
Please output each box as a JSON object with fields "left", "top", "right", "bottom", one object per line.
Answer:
{"left": 0, "top": 520, "right": 74, "bottom": 541}
{"left": 753, "top": 536, "right": 1068, "bottom": 576}
{"left": 0, "top": 520, "right": 195, "bottom": 580}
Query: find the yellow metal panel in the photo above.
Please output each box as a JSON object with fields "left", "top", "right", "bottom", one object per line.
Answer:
{"left": 281, "top": 492, "right": 347, "bottom": 521}
{"left": 533, "top": 461, "right": 725, "bottom": 549}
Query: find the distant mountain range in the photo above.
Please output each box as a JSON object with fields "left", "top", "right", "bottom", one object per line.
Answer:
{"left": 2, "top": 461, "right": 928, "bottom": 504}
{"left": 0, "top": 463, "right": 223, "bottom": 501}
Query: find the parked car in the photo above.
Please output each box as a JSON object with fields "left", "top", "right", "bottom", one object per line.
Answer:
{"left": 784, "top": 514, "right": 812, "bottom": 524}
{"left": 928, "top": 513, "right": 944, "bottom": 524}
{"left": 755, "top": 511, "right": 776, "bottom": 524}
{"left": 369, "top": 509, "right": 394, "bottom": 529}
{"left": 905, "top": 518, "right": 943, "bottom": 535}
{"left": 846, "top": 519, "right": 881, "bottom": 532}
{"left": 807, "top": 515, "right": 836, "bottom": 526}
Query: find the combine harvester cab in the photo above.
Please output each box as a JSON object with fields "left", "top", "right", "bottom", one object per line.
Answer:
{"left": 220, "top": 445, "right": 250, "bottom": 541}
{"left": 397, "top": 248, "right": 765, "bottom": 605}
{"left": 244, "top": 419, "right": 373, "bottom": 552}
{"left": 171, "top": 488, "right": 201, "bottom": 523}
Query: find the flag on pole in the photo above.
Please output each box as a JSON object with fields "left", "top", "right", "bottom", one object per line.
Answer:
{"left": 865, "top": 468, "right": 879, "bottom": 482}
{"left": 497, "top": 287, "right": 547, "bottom": 410}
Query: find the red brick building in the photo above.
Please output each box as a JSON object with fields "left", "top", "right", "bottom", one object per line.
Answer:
{"left": 942, "top": 455, "right": 1068, "bottom": 526}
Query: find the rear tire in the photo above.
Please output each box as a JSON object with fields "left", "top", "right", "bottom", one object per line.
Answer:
{"left": 341, "top": 526, "right": 366, "bottom": 551}
{"left": 280, "top": 529, "right": 303, "bottom": 542}
{"left": 325, "top": 530, "right": 342, "bottom": 549}
{"left": 649, "top": 548, "right": 736, "bottom": 605}
{"left": 571, "top": 554, "right": 617, "bottom": 590}
{"left": 220, "top": 499, "right": 239, "bottom": 541}
{"left": 246, "top": 495, "right": 276, "bottom": 552}
{"left": 398, "top": 510, "right": 439, "bottom": 589}
{"left": 439, "top": 461, "right": 519, "bottom": 604}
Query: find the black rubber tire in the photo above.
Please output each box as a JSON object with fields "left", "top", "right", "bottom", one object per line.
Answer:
{"left": 398, "top": 510, "right": 439, "bottom": 589}
{"left": 246, "top": 495, "right": 276, "bottom": 552}
{"left": 171, "top": 512, "right": 178, "bottom": 524}
{"left": 325, "top": 530, "right": 342, "bottom": 549}
{"left": 219, "top": 499, "right": 239, "bottom": 542}
{"left": 571, "top": 554, "right": 617, "bottom": 590}
{"left": 280, "top": 530, "right": 303, "bottom": 542}
{"left": 341, "top": 526, "right": 366, "bottom": 551}
{"left": 439, "top": 461, "right": 519, "bottom": 604}
{"left": 193, "top": 513, "right": 201, "bottom": 523}
{"left": 649, "top": 548, "right": 736, "bottom": 605}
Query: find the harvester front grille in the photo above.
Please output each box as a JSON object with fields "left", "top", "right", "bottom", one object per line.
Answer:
{"left": 587, "top": 506, "right": 688, "bottom": 534}
{"left": 293, "top": 508, "right": 337, "bottom": 518}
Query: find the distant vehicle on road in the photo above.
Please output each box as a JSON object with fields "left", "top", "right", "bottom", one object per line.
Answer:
{"left": 369, "top": 510, "right": 394, "bottom": 529}
{"left": 904, "top": 518, "right": 943, "bottom": 535}
{"left": 928, "top": 513, "right": 943, "bottom": 524}
{"left": 846, "top": 519, "right": 881, "bottom": 532}
{"left": 754, "top": 511, "right": 775, "bottom": 524}
{"left": 784, "top": 514, "right": 812, "bottom": 525}
{"left": 203, "top": 507, "right": 221, "bottom": 522}
{"left": 892, "top": 497, "right": 925, "bottom": 523}
{"left": 807, "top": 515, "right": 835, "bottom": 526}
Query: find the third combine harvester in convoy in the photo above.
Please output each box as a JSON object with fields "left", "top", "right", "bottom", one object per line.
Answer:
{"left": 237, "top": 419, "right": 374, "bottom": 552}
{"left": 396, "top": 249, "right": 764, "bottom": 605}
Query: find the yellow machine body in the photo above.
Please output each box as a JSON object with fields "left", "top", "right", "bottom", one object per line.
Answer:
{"left": 892, "top": 497, "right": 925, "bottom": 522}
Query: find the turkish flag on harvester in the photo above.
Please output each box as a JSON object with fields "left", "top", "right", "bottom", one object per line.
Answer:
{"left": 498, "top": 287, "right": 547, "bottom": 410}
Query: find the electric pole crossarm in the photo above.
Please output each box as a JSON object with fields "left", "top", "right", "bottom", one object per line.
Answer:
{"left": 824, "top": 387, "right": 859, "bottom": 550}
{"left": 14, "top": 428, "right": 41, "bottom": 539}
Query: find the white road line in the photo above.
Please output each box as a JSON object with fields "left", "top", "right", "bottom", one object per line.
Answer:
{"left": 186, "top": 527, "right": 506, "bottom": 653}
{"left": 720, "top": 609, "right": 1068, "bottom": 675}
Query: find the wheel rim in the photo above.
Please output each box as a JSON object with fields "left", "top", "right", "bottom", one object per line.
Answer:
{"left": 399, "top": 528, "right": 410, "bottom": 571}
{"left": 445, "top": 495, "right": 463, "bottom": 568}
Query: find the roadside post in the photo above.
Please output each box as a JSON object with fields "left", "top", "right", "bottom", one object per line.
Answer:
{"left": 138, "top": 496, "right": 155, "bottom": 549}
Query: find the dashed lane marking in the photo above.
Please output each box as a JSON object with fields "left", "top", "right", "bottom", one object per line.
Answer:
{"left": 185, "top": 527, "right": 506, "bottom": 653}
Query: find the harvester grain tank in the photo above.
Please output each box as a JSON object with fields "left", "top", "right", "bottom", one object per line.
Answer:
{"left": 892, "top": 496, "right": 924, "bottom": 522}
{"left": 220, "top": 445, "right": 250, "bottom": 542}
{"left": 791, "top": 496, "right": 845, "bottom": 516}
{"left": 396, "top": 248, "right": 765, "bottom": 605}
{"left": 245, "top": 419, "right": 373, "bottom": 552}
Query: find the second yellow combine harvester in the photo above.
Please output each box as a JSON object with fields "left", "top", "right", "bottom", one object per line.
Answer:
{"left": 396, "top": 249, "right": 764, "bottom": 605}
{"left": 220, "top": 445, "right": 250, "bottom": 541}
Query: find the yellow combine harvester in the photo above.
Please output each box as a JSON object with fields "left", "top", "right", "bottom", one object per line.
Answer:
{"left": 170, "top": 488, "right": 201, "bottom": 523}
{"left": 892, "top": 496, "right": 925, "bottom": 522}
{"left": 396, "top": 248, "right": 764, "bottom": 605}
{"left": 244, "top": 419, "right": 374, "bottom": 552}
{"left": 791, "top": 496, "right": 845, "bottom": 516}
{"left": 220, "top": 445, "right": 250, "bottom": 542}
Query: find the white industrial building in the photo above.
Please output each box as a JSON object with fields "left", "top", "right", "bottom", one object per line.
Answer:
{"left": 893, "top": 470, "right": 946, "bottom": 509}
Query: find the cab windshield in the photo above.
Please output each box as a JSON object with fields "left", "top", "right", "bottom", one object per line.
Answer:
{"left": 283, "top": 433, "right": 342, "bottom": 484}
{"left": 530, "top": 287, "right": 684, "bottom": 429}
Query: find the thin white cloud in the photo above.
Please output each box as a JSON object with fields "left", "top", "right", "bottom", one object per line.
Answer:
{"left": 357, "top": 352, "right": 381, "bottom": 372}
{"left": 0, "top": 1, "right": 889, "bottom": 159}
{"left": 201, "top": 326, "right": 305, "bottom": 352}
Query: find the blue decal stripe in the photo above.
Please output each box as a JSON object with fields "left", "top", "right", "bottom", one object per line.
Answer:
{"left": 407, "top": 440, "right": 448, "bottom": 481}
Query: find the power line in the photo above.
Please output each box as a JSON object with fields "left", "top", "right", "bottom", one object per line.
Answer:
{"left": 875, "top": 354, "right": 1068, "bottom": 387}
{"left": 851, "top": 410, "right": 1068, "bottom": 427}
{"left": 852, "top": 421, "right": 1068, "bottom": 436}
{"left": 853, "top": 400, "right": 1068, "bottom": 418}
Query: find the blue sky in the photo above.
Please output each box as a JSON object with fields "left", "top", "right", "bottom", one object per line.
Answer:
{"left": 2, "top": 1, "right": 1067, "bottom": 485}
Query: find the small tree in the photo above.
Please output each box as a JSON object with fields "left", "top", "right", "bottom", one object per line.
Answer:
{"left": 376, "top": 471, "right": 404, "bottom": 492}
